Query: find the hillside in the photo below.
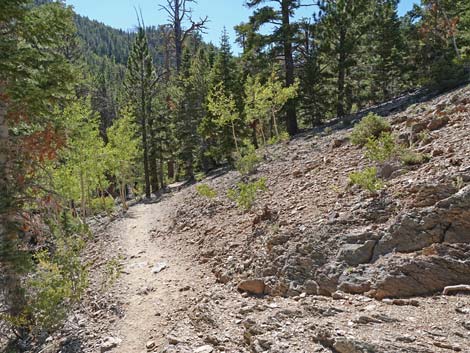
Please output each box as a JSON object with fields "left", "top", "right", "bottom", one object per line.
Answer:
{"left": 42, "top": 84, "right": 470, "bottom": 353}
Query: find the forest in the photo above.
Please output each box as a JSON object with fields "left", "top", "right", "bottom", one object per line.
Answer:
{"left": 0, "top": 0, "right": 470, "bottom": 348}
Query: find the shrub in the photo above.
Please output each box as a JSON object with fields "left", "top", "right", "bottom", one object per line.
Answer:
{"left": 89, "top": 196, "right": 115, "bottom": 214}
{"left": 26, "top": 233, "right": 87, "bottom": 333}
{"left": 227, "top": 178, "right": 267, "bottom": 211}
{"left": 101, "top": 257, "right": 123, "bottom": 291}
{"left": 195, "top": 184, "right": 217, "bottom": 199}
{"left": 350, "top": 113, "right": 390, "bottom": 146}
{"left": 349, "top": 167, "right": 384, "bottom": 192}
{"left": 267, "top": 131, "right": 290, "bottom": 145}
{"left": 400, "top": 150, "right": 430, "bottom": 166}
{"left": 365, "top": 132, "right": 401, "bottom": 162}
{"left": 235, "top": 144, "right": 261, "bottom": 175}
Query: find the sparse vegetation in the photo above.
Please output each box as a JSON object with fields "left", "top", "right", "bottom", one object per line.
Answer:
{"left": 196, "top": 184, "right": 218, "bottom": 199}
{"left": 350, "top": 113, "right": 391, "bottom": 146}
{"left": 349, "top": 167, "right": 384, "bottom": 192}
{"left": 365, "top": 132, "right": 401, "bottom": 162}
{"left": 235, "top": 144, "right": 261, "bottom": 175}
{"left": 400, "top": 150, "right": 430, "bottom": 166}
{"left": 227, "top": 178, "right": 267, "bottom": 211}
{"left": 101, "top": 257, "right": 123, "bottom": 291}
{"left": 90, "top": 196, "right": 115, "bottom": 215}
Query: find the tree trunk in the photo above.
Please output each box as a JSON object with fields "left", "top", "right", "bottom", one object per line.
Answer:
{"left": 140, "top": 59, "right": 151, "bottom": 198}
{"left": 148, "top": 117, "right": 159, "bottom": 193}
{"left": 337, "top": 28, "right": 347, "bottom": 118}
{"left": 281, "top": 0, "right": 298, "bottom": 136}
{"left": 174, "top": 0, "right": 183, "bottom": 74}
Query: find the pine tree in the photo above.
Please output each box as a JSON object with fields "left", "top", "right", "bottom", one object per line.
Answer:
{"left": 200, "top": 30, "right": 243, "bottom": 165}
{"left": 0, "top": 0, "right": 78, "bottom": 334}
{"left": 369, "top": 0, "right": 404, "bottom": 101}
{"left": 317, "top": 0, "right": 372, "bottom": 117}
{"left": 244, "top": 0, "right": 306, "bottom": 135}
{"left": 125, "top": 26, "right": 158, "bottom": 198}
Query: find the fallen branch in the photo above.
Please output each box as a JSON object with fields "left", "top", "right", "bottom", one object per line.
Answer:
{"left": 443, "top": 285, "right": 470, "bottom": 295}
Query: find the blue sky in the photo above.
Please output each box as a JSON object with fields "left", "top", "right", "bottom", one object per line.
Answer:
{"left": 67, "top": 0, "right": 418, "bottom": 54}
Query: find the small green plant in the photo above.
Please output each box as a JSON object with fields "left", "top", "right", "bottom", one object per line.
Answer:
{"left": 349, "top": 167, "right": 384, "bottom": 192}
{"left": 267, "top": 131, "right": 290, "bottom": 145}
{"left": 101, "top": 257, "right": 123, "bottom": 291}
{"left": 227, "top": 178, "right": 267, "bottom": 211}
{"left": 453, "top": 176, "right": 464, "bottom": 190}
{"left": 365, "top": 132, "right": 401, "bottom": 162}
{"left": 196, "top": 184, "right": 218, "bottom": 199}
{"left": 235, "top": 144, "right": 261, "bottom": 175}
{"left": 400, "top": 150, "right": 430, "bottom": 166}
{"left": 89, "top": 196, "right": 115, "bottom": 214}
{"left": 195, "top": 172, "right": 206, "bottom": 182}
{"left": 324, "top": 127, "right": 333, "bottom": 135}
{"left": 26, "top": 235, "right": 88, "bottom": 333}
{"left": 417, "top": 129, "right": 431, "bottom": 143}
{"left": 350, "top": 113, "right": 391, "bottom": 146}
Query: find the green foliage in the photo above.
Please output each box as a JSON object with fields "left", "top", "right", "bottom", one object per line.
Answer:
{"left": 267, "top": 131, "right": 290, "bottom": 145}
{"left": 227, "top": 178, "right": 267, "bottom": 211}
{"left": 350, "top": 114, "right": 391, "bottom": 146}
{"left": 101, "top": 257, "right": 123, "bottom": 291}
{"left": 106, "top": 106, "right": 140, "bottom": 208}
{"left": 400, "top": 150, "right": 430, "bottom": 166}
{"left": 235, "top": 144, "right": 261, "bottom": 175}
{"left": 195, "top": 184, "right": 218, "bottom": 199}
{"left": 207, "top": 82, "right": 240, "bottom": 155}
{"left": 244, "top": 70, "right": 299, "bottom": 143}
{"left": 365, "top": 132, "right": 400, "bottom": 162}
{"left": 47, "top": 100, "right": 110, "bottom": 216}
{"left": 89, "top": 196, "right": 115, "bottom": 214}
{"left": 25, "top": 213, "right": 88, "bottom": 333}
{"left": 349, "top": 167, "right": 384, "bottom": 192}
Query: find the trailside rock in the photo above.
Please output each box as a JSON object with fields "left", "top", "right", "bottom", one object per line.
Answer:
{"left": 238, "top": 279, "right": 266, "bottom": 295}
{"left": 337, "top": 240, "right": 376, "bottom": 266}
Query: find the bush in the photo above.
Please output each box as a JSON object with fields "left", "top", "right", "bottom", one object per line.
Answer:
{"left": 227, "top": 178, "right": 267, "bottom": 211}
{"left": 267, "top": 131, "right": 290, "bottom": 145}
{"left": 349, "top": 167, "right": 384, "bottom": 192}
{"left": 89, "top": 196, "right": 115, "bottom": 214}
{"left": 365, "top": 132, "right": 401, "bottom": 162}
{"left": 235, "top": 144, "right": 261, "bottom": 175}
{"left": 350, "top": 113, "right": 391, "bottom": 146}
{"left": 26, "top": 233, "right": 87, "bottom": 333}
{"left": 400, "top": 150, "right": 430, "bottom": 166}
{"left": 195, "top": 184, "right": 217, "bottom": 199}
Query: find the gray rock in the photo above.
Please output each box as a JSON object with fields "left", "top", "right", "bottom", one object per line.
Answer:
{"left": 333, "top": 337, "right": 379, "bottom": 353}
{"left": 100, "top": 337, "right": 121, "bottom": 352}
{"left": 194, "top": 345, "right": 214, "bottom": 353}
{"left": 152, "top": 262, "right": 168, "bottom": 274}
{"left": 337, "top": 240, "right": 376, "bottom": 266}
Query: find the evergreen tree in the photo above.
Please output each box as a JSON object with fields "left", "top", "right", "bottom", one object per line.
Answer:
{"left": 317, "top": 0, "right": 372, "bottom": 117}
{"left": 244, "top": 0, "right": 305, "bottom": 135}
{"left": 0, "top": 0, "right": 78, "bottom": 335}
{"left": 125, "top": 26, "right": 158, "bottom": 198}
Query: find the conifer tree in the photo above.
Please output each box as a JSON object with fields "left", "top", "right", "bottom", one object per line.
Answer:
{"left": 244, "top": 0, "right": 304, "bottom": 135}
{"left": 317, "top": 0, "right": 372, "bottom": 117}
{"left": 125, "top": 26, "right": 158, "bottom": 198}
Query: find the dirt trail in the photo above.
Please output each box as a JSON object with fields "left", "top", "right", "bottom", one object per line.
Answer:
{"left": 107, "top": 199, "right": 208, "bottom": 353}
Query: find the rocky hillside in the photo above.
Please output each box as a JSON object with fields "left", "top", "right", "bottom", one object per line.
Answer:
{"left": 171, "top": 84, "right": 470, "bottom": 301}
{"left": 35, "top": 85, "right": 470, "bottom": 353}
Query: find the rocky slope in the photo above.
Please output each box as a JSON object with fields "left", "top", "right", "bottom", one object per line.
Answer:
{"left": 23, "top": 85, "right": 470, "bottom": 353}
{"left": 171, "top": 84, "right": 470, "bottom": 300}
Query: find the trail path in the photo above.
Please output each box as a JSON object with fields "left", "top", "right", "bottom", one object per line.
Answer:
{"left": 107, "top": 199, "right": 209, "bottom": 353}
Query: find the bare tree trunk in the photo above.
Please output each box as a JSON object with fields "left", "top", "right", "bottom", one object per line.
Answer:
{"left": 337, "top": 28, "right": 347, "bottom": 118}
{"left": 281, "top": 0, "right": 298, "bottom": 136}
